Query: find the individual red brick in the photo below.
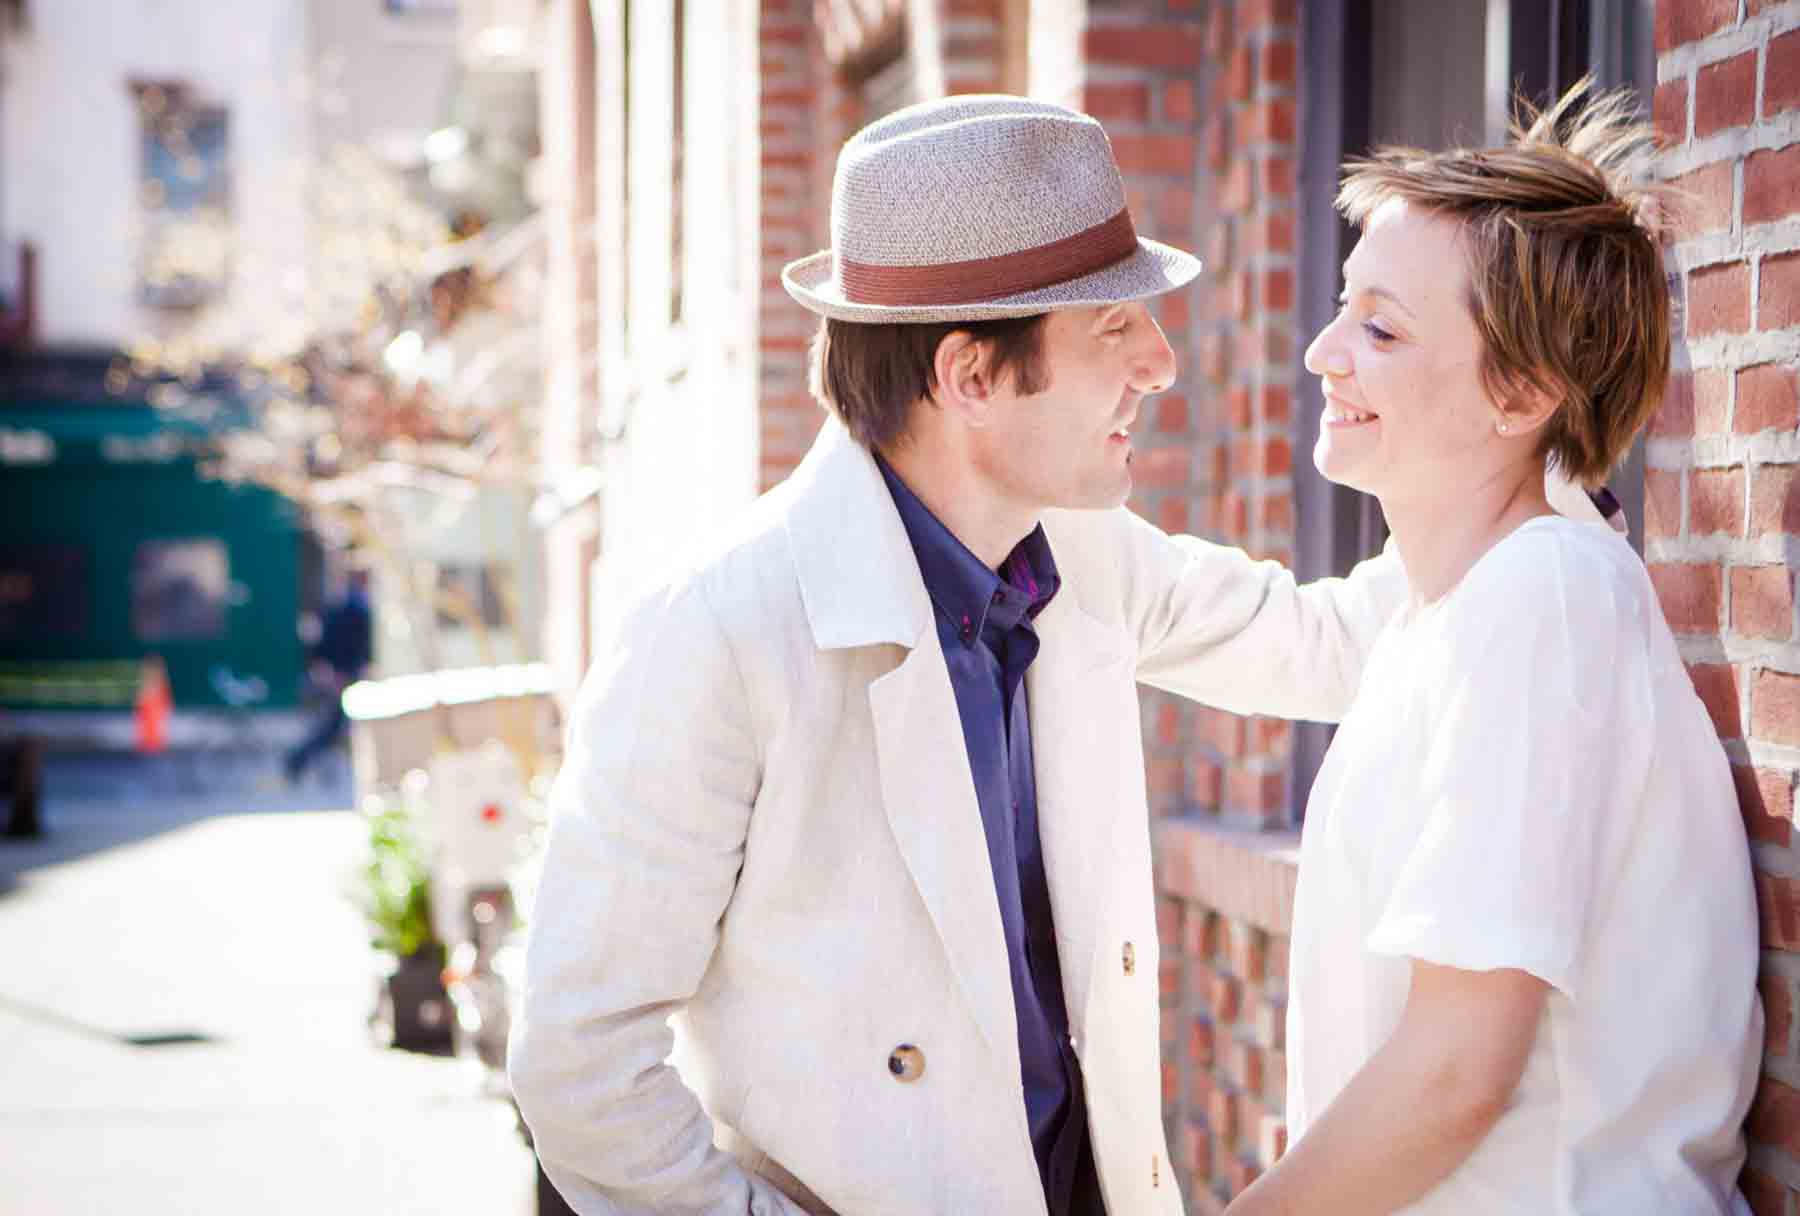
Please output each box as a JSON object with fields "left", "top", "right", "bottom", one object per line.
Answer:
{"left": 1240, "top": 98, "right": 1296, "bottom": 143}
{"left": 1768, "top": 27, "right": 1800, "bottom": 118}
{"left": 1734, "top": 763, "right": 1795, "bottom": 847}
{"left": 1185, "top": 902, "right": 1220, "bottom": 960}
{"left": 1738, "top": 364, "right": 1800, "bottom": 434}
{"left": 1160, "top": 288, "right": 1191, "bottom": 334}
{"left": 1650, "top": 562, "right": 1722, "bottom": 632}
{"left": 1192, "top": 757, "right": 1223, "bottom": 809}
{"left": 1136, "top": 446, "right": 1192, "bottom": 491}
{"left": 1226, "top": 769, "right": 1285, "bottom": 816}
{"left": 1734, "top": 566, "right": 1795, "bottom": 641}
{"left": 1211, "top": 970, "right": 1243, "bottom": 1022}
{"left": 1759, "top": 870, "right": 1800, "bottom": 952}
{"left": 1226, "top": 386, "right": 1253, "bottom": 429}
{"left": 1239, "top": 0, "right": 1297, "bottom": 32}
{"left": 1653, "top": 77, "right": 1688, "bottom": 144}
{"left": 1208, "top": 1086, "right": 1240, "bottom": 1145}
{"left": 1645, "top": 469, "right": 1683, "bottom": 539}
{"left": 1157, "top": 393, "right": 1190, "bottom": 433}
{"left": 1752, "top": 463, "right": 1800, "bottom": 533}
{"left": 1688, "top": 262, "right": 1751, "bottom": 335}
{"left": 1746, "top": 145, "right": 1800, "bottom": 226}
{"left": 1221, "top": 159, "right": 1253, "bottom": 214}
{"left": 1654, "top": 0, "right": 1735, "bottom": 51}
{"left": 1188, "top": 1066, "right": 1217, "bottom": 1120}
{"left": 1084, "top": 82, "right": 1151, "bottom": 124}
{"left": 1228, "top": 925, "right": 1268, "bottom": 983}
{"left": 1653, "top": 371, "right": 1696, "bottom": 437}
{"left": 1259, "top": 386, "right": 1292, "bottom": 425}
{"left": 1082, "top": 24, "right": 1206, "bottom": 70}
{"left": 1260, "top": 157, "right": 1295, "bottom": 200}
{"left": 1689, "top": 466, "right": 1745, "bottom": 535}
{"left": 1199, "top": 334, "right": 1229, "bottom": 384}
{"left": 1191, "top": 1016, "right": 1216, "bottom": 1066}
{"left": 1261, "top": 40, "right": 1297, "bottom": 88}
{"left": 1244, "top": 212, "right": 1294, "bottom": 255}
{"left": 1754, "top": 669, "right": 1800, "bottom": 748}
{"left": 1739, "top": 1166, "right": 1789, "bottom": 1216}
{"left": 1687, "top": 662, "right": 1743, "bottom": 739}
{"left": 1696, "top": 52, "right": 1757, "bottom": 137}
{"left": 1225, "top": 45, "right": 1254, "bottom": 101}
{"left": 1252, "top": 714, "right": 1292, "bottom": 754}
{"left": 1165, "top": 79, "right": 1199, "bottom": 124}
{"left": 1762, "top": 252, "right": 1800, "bottom": 330}
{"left": 1749, "top": 1074, "right": 1800, "bottom": 1156}
{"left": 1765, "top": 971, "right": 1795, "bottom": 1058}
{"left": 1673, "top": 162, "right": 1734, "bottom": 235}
{"left": 1112, "top": 133, "right": 1196, "bottom": 176}
{"left": 1260, "top": 267, "right": 1292, "bottom": 311}
{"left": 1156, "top": 496, "right": 1189, "bottom": 535}
{"left": 1697, "top": 369, "right": 1734, "bottom": 432}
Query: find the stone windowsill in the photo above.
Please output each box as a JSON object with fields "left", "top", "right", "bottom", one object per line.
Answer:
{"left": 1153, "top": 816, "right": 1300, "bottom": 936}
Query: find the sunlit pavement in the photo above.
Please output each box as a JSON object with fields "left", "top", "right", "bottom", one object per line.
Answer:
{"left": 0, "top": 776, "right": 536, "bottom": 1216}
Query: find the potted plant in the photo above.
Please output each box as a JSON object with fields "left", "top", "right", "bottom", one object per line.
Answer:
{"left": 359, "top": 794, "right": 453, "bottom": 1054}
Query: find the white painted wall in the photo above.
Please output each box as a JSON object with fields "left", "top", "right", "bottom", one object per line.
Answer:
{"left": 0, "top": 0, "right": 456, "bottom": 350}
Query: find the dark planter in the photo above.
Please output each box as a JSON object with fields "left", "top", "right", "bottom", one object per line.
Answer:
{"left": 372, "top": 945, "right": 453, "bottom": 1054}
{"left": 1, "top": 736, "right": 44, "bottom": 840}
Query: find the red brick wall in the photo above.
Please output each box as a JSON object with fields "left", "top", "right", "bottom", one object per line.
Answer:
{"left": 1089, "top": 0, "right": 1299, "bottom": 833}
{"left": 1652, "top": 3, "right": 1800, "bottom": 1210}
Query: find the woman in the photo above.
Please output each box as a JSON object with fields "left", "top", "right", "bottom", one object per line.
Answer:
{"left": 1226, "top": 86, "right": 1762, "bottom": 1214}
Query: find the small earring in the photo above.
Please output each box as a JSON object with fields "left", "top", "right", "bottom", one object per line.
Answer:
{"left": 1496, "top": 419, "right": 1510, "bottom": 434}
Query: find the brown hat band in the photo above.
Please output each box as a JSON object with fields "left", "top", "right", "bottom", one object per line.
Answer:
{"left": 836, "top": 208, "right": 1139, "bottom": 308}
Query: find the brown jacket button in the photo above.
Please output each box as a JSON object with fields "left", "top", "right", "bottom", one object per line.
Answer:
{"left": 1122, "top": 941, "right": 1136, "bottom": 976}
{"left": 887, "top": 1044, "right": 925, "bottom": 1082}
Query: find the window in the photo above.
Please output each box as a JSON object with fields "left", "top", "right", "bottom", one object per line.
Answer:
{"left": 132, "top": 538, "right": 229, "bottom": 641}
{"left": 0, "top": 546, "right": 89, "bottom": 640}
{"left": 133, "top": 82, "right": 230, "bottom": 310}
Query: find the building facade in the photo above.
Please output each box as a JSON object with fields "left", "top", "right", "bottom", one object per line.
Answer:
{"left": 535, "top": 0, "right": 1800, "bottom": 1208}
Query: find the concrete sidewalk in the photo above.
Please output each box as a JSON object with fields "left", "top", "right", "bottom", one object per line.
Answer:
{"left": 0, "top": 789, "right": 536, "bottom": 1215}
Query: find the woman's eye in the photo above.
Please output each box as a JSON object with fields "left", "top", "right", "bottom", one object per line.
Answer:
{"left": 1363, "top": 321, "right": 1396, "bottom": 344}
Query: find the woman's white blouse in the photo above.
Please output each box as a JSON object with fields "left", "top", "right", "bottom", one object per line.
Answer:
{"left": 1288, "top": 516, "right": 1763, "bottom": 1213}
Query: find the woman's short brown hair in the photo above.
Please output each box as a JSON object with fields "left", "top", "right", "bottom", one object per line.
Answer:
{"left": 1335, "top": 82, "right": 1669, "bottom": 486}
{"left": 809, "top": 313, "right": 1051, "bottom": 451}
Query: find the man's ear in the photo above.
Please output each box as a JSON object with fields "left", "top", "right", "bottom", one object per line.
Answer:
{"left": 930, "top": 331, "right": 1000, "bottom": 428}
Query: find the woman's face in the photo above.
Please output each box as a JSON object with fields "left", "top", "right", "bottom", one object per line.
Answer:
{"left": 1303, "top": 198, "right": 1503, "bottom": 508}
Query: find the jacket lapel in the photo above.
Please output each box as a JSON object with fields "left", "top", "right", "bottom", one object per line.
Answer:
{"left": 783, "top": 418, "right": 1020, "bottom": 1072}
{"left": 1026, "top": 588, "right": 1137, "bottom": 1039}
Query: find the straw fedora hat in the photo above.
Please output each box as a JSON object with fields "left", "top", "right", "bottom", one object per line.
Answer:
{"left": 783, "top": 95, "right": 1202, "bottom": 324}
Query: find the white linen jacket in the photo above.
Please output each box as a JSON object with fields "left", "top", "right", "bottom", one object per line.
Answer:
{"left": 510, "top": 418, "right": 1403, "bottom": 1215}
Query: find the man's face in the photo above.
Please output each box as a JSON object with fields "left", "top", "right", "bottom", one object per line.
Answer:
{"left": 970, "top": 302, "right": 1177, "bottom": 514}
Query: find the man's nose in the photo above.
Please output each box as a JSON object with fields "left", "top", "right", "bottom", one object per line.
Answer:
{"left": 1303, "top": 315, "right": 1352, "bottom": 379}
{"left": 1132, "top": 315, "right": 1177, "bottom": 395}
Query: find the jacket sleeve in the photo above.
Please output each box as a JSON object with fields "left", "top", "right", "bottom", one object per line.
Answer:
{"left": 1109, "top": 508, "right": 1406, "bottom": 723}
{"left": 508, "top": 577, "right": 804, "bottom": 1216}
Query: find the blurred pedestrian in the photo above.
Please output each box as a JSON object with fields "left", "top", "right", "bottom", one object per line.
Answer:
{"left": 284, "top": 567, "right": 372, "bottom": 785}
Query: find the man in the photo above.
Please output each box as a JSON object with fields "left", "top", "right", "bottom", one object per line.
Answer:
{"left": 510, "top": 96, "right": 1400, "bottom": 1215}
{"left": 284, "top": 566, "right": 372, "bottom": 784}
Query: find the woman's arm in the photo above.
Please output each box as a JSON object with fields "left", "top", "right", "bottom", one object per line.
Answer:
{"left": 1225, "top": 961, "right": 1548, "bottom": 1216}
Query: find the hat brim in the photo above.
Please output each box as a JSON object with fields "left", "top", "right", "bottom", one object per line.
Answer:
{"left": 781, "top": 238, "right": 1202, "bottom": 324}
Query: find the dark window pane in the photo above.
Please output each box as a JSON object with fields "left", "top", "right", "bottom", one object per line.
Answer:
{"left": 0, "top": 545, "right": 90, "bottom": 639}
{"left": 133, "top": 538, "right": 229, "bottom": 641}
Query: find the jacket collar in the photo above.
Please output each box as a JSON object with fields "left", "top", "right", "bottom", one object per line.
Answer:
{"left": 784, "top": 416, "right": 934, "bottom": 651}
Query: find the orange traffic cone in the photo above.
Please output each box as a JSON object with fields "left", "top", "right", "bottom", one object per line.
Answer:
{"left": 135, "top": 655, "right": 172, "bottom": 755}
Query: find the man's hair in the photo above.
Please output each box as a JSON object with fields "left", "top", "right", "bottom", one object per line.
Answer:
{"left": 1335, "top": 81, "right": 1668, "bottom": 486}
{"left": 809, "top": 313, "right": 1052, "bottom": 451}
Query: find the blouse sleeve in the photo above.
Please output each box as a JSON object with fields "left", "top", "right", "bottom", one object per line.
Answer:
{"left": 1364, "top": 528, "right": 1644, "bottom": 1000}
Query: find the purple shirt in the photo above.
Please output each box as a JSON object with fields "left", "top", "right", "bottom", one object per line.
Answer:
{"left": 878, "top": 456, "right": 1099, "bottom": 1215}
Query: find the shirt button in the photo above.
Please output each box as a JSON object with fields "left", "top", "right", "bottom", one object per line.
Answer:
{"left": 887, "top": 1044, "right": 926, "bottom": 1082}
{"left": 991, "top": 590, "right": 1005, "bottom": 605}
{"left": 958, "top": 615, "right": 973, "bottom": 643}
{"left": 1122, "top": 940, "right": 1136, "bottom": 976}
